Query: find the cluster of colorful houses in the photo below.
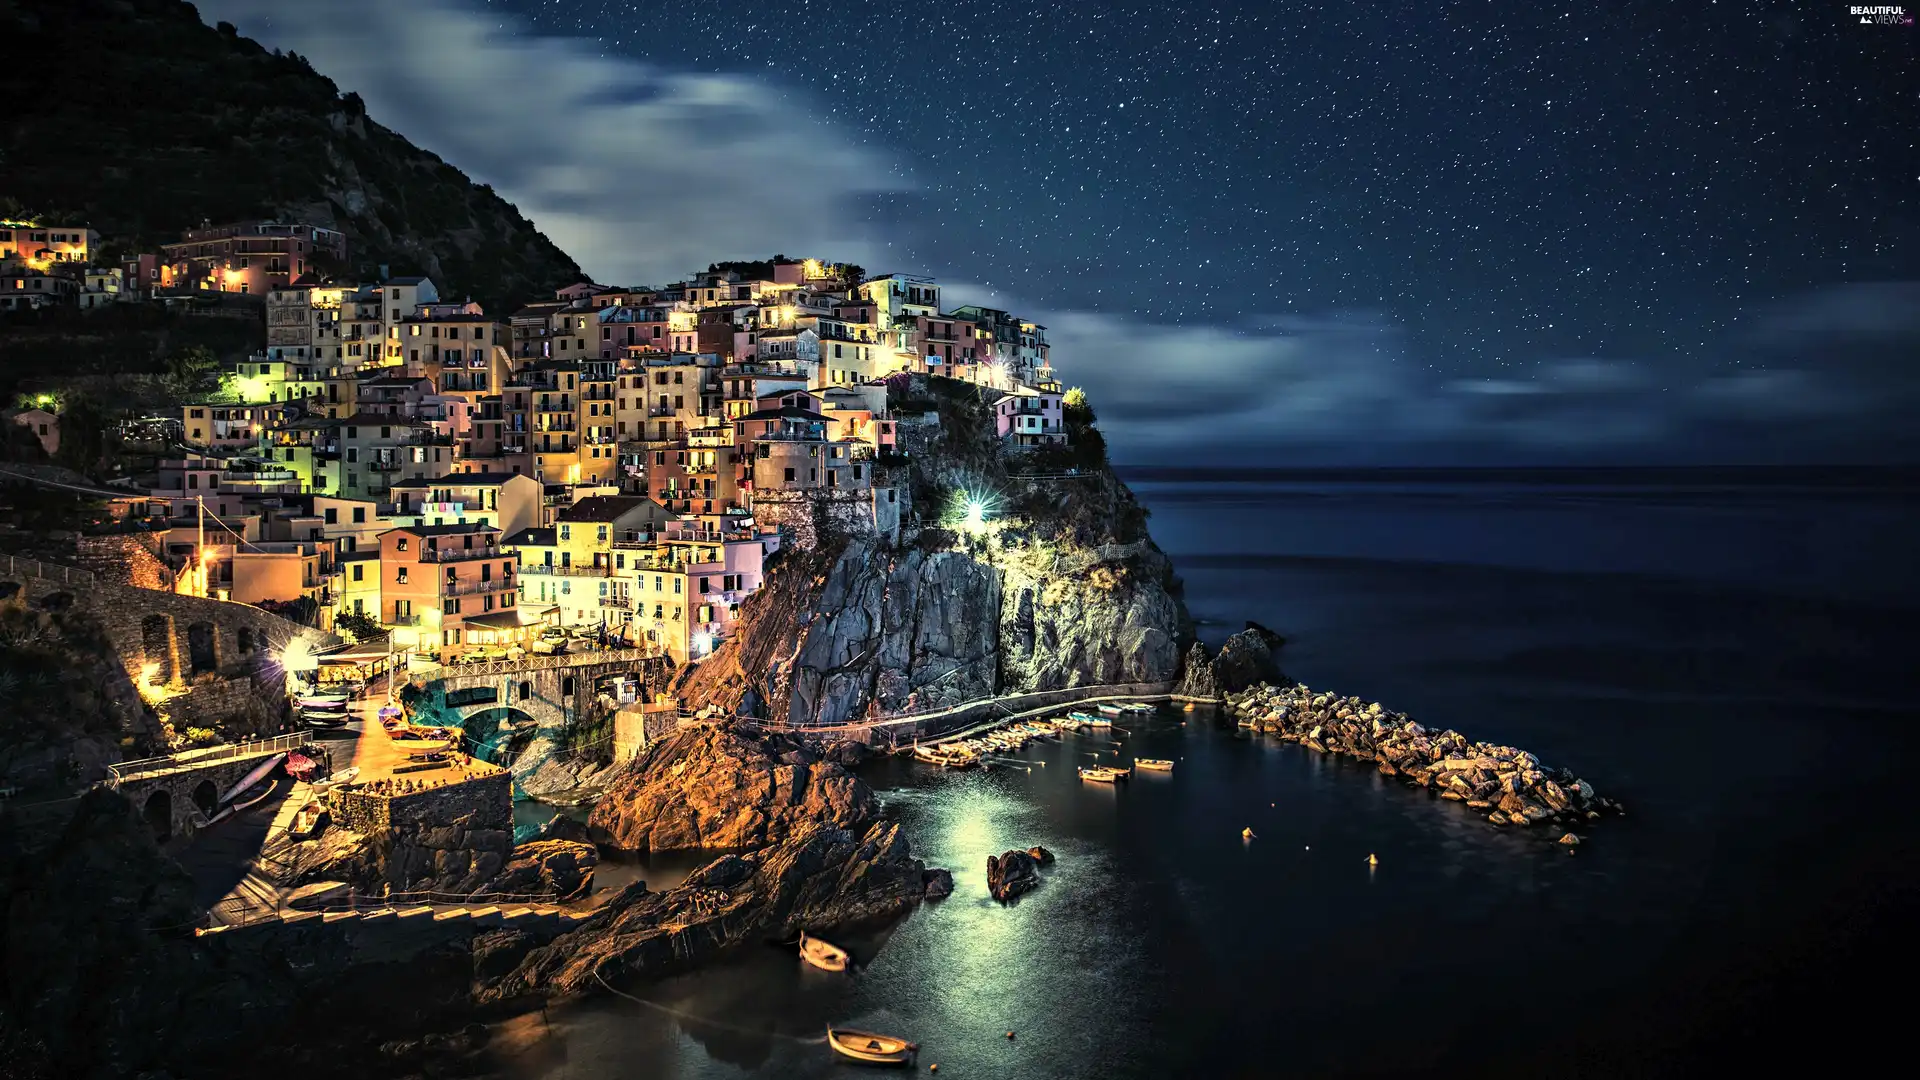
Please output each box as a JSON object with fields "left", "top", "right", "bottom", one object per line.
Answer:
{"left": 9, "top": 221, "right": 1072, "bottom": 671}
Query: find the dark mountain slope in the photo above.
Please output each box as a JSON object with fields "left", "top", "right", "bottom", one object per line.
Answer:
{"left": 0, "top": 0, "right": 582, "bottom": 311}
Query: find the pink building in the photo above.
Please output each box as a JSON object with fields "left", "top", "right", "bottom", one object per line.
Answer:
{"left": 994, "top": 386, "right": 1065, "bottom": 446}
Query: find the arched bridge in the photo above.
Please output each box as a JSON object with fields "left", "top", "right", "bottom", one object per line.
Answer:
{"left": 105, "top": 733, "right": 306, "bottom": 843}
{"left": 411, "top": 648, "right": 675, "bottom": 744}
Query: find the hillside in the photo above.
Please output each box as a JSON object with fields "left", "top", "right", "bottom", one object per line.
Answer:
{"left": 0, "top": 0, "right": 582, "bottom": 311}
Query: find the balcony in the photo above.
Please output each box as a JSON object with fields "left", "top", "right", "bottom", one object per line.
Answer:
{"left": 599, "top": 596, "right": 629, "bottom": 608}
{"left": 419, "top": 546, "right": 499, "bottom": 562}
{"left": 442, "top": 577, "right": 511, "bottom": 597}
{"left": 367, "top": 460, "right": 404, "bottom": 472}
{"left": 518, "top": 563, "right": 608, "bottom": 577}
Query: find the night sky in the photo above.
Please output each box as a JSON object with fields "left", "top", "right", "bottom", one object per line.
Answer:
{"left": 205, "top": 0, "right": 1918, "bottom": 464}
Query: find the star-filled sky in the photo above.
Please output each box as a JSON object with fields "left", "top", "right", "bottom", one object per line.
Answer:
{"left": 205, "top": 0, "right": 1917, "bottom": 464}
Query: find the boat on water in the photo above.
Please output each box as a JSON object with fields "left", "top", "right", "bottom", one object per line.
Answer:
{"left": 1079, "top": 765, "right": 1129, "bottom": 783}
{"left": 799, "top": 931, "right": 850, "bottom": 972}
{"left": 826, "top": 1028, "right": 917, "bottom": 1067}
{"left": 302, "top": 712, "right": 349, "bottom": 729}
{"left": 912, "top": 744, "right": 978, "bottom": 769}
{"left": 1135, "top": 758, "right": 1174, "bottom": 771}
{"left": 1097, "top": 703, "right": 1126, "bottom": 718}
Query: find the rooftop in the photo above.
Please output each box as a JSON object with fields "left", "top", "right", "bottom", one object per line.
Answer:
{"left": 379, "top": 522, "right": 500, "bottom": 538}
{"left": 557, "top": 495, "right": 656, "bottom": 523}
{"left": 389, "top": 471, "right": 529, "bottom": 488}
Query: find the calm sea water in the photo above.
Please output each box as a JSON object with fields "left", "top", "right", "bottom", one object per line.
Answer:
{"left": 497, "top": 469, "right": 1920, "bottom": 1079}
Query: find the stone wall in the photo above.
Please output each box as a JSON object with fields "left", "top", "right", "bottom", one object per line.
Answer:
{"left": 0, "top": 553, "right": 335, "bottom": 732}
{"left": 74, "top": 534, "right": 175, "bottom": 591}
{"left": 752, "top": 487, "right": 904, "bottom": 550}
{"left": 327, "top": 772, "right": 515, "bottom": 892}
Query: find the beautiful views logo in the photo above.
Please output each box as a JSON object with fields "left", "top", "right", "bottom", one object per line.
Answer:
{"left": 1849, "top": 4, "right": 1916, "bottom": 24}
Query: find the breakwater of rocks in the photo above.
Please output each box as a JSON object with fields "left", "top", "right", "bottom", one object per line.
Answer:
{"left": 1224, "top": 683, "right": 1622, "bottom": 841}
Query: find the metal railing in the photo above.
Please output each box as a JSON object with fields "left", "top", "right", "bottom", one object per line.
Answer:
{"left": 434, "top": 646, "right": 659, "bottom": 679}
{"left": 106, "top": 732, "right": 306, "bottom": 787}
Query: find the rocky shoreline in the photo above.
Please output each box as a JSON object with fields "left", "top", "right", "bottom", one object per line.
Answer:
{"left": 1223, "top": 682, "right": 1621, "bottom": 840}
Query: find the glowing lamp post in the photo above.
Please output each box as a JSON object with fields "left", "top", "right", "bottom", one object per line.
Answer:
{"left": 965, "top": 499, "right": 987, "bottom": 532}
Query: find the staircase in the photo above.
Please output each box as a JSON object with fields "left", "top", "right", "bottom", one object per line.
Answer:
{"left": 200, "top": 900, "right": 595, "bottom": 935}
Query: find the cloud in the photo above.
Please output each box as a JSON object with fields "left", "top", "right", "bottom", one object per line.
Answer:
{"left": 197, "top": 0, "right": 903, "bottom": 287}
{"left": 962, "top": 286, "right": 1920, "bottom": 463}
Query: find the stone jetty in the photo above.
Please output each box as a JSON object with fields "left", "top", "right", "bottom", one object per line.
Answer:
{"left": 1224, "top": 683, "right": 1622, "bottom": 833}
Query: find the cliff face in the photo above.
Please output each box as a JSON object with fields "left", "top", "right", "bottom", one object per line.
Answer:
{"left": 0, "top": 0, "right": 582, "bottom": 311}
{"left": 678, "top": 377, "right": 1192, "bottom": 725}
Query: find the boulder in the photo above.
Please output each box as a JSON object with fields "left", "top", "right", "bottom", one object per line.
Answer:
{"left": 1174, "top": 641, "right": 1219, "bottom": 699}
{"left": 1210, "top": 628, "right": 1285, "bottom": 694}
{"left": 986, "top": 849, "right": 1043, "bottom": 902}
{"left": 482, "top": 839, "right": 598, "bottom": 897}
{"left": 534, "top": 813, "right": 591, "bottom": 844}
{"left": 922, "top": 867, "right": 954, "bottom": 898}
{"left": 1025, "top": 845, "right": 1056, "bottom": 866}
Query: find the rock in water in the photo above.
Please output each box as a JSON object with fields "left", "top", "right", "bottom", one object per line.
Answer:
{"left": 1174, "top": 640, "right": 1219, "bottom": 699}
{"left": 986, "top": 849, "right": 1043, "bottom": 902}
{"left": 1026, "top": 845, "right": 1056, "bottom": 866}
{"left": 1210, "top": 628, "right": 1285, "bottom": 693}
{"left": 483, "top": 821, "right": 928, "bottom": 999}
{"left": 922, "top": 867, "right": 955, "bottom": 898}
{"left": 588, "top": 725, "right": 879, "bottom": 852}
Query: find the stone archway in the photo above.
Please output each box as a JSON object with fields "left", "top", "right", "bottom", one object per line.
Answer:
{"left": 142, "top": 789, "right": 173, "bottom": 842}
{"left": 190, "top": 779, "right": 219, "bottom": 820}
{"left": 141, "top": 613, "right": 176, "bottom": 685}
{"left": 185, "top": 621, "right": 217, "bottom": 676}
{"left": 463, "top": 707, "right": 542, "bottom": 764}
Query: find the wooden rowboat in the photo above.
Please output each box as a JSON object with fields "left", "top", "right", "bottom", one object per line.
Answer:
{"left": 826, "top": 1027, "right": 917, "bottom": 1066}
{"left": 1079, "top": 765, "right": 1127, "bottom": 783}
{"left": 799, "top": 931, "right": 850, "bottom": 972}
{"left": 1135, "top": 758, "right": 1174, "bottom": 771}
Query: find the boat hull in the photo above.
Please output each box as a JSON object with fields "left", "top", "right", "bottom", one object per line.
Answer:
{"left": 826, "top": 1029, "right": 916, "bottom": 1066}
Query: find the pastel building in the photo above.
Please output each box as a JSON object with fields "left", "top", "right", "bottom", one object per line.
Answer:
{"left": 377, "top": 522, "right": 519, "bottom": 660}
{"left": 994, "top": 386, "right": 1066, "bottom": 446}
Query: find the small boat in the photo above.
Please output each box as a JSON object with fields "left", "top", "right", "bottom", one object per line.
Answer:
{"left": 227, "top": 776, "right": 277, "bottom": 814}
{"left": 912, "top": 744, "right": 978, "bottom": 769}
{"left": 309, "top": 765, "right": 359, "bottom": 794}
{"left": 288, "top": 800, "right": 327, "bottom": 839}
{"left": 1121, "top": 702, "right": 1156, "bottom": 714}
{"left": 392, "top": 738, "right": 455, "bottom": 759}
{"left": 295, "top": 694, "right": 348, "bottom": 709}
{"left": 798, "top": 931, "right": 850, "bottom": 972}
{"left": 1135, "top": 758, "right": 1174, "bottom": 771}
{"left": 302, "top": 712, "right": 349, "bottom": 729}
{"left": 1243, "top": 827, "right": 1256, "bottom": 840}
{"left": 826, "top": 1028, "right": 917, "bottom": 1067}
{"left": 1097, "top": 703, "right": 1126, "bottom": 718}
{"left": 1079, "top": 765, "right": 1128, "bottom": 783}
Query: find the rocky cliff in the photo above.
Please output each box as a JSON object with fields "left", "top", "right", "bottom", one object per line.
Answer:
{"left": 678, "top": 376, "right": 1195, "bottom": 725}
{"left": 0, "top": 0, "right": 582, "bottom": 311}
{"left": 587, "top": 726, "right": 877, "bottom": 852}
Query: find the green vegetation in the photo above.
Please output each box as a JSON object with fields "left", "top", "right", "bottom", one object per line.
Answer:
{"left": 332, "top": 610, "right": 383, "bottom": 643}
{"left": 0, "top": 0, "right": 582, "bottom": 312}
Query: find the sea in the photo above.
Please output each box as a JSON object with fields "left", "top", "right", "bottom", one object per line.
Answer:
{"left": 493, "top": 467, "right": 1920, "bottom": 1079}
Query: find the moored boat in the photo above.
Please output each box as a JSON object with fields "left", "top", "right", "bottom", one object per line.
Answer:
{"left": 1097, "top": 703, "right": 1126, "bottom": 718}
{"left": 1135, "top": 758, "right": 1174, "bottom": 771}
{"left": 799, "top": 931, "right": 850, "bottom": 972}
{"left": 226, "top": 776, "right": 277, "bottom": 814}
{"left": 295, "top": 694, "right": 348, "bottom": 709}
{"left": 392, "top": 738, "right": 455, "bottom": 759}
{"left": 826, "top": 1028, "right": 917, "bottom": 1067}
{"left": 1079, "top": 765, "right": 1128, "bottom": 783}
{"left": 911, "top": 744, "right": 978, "bottom": 769}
